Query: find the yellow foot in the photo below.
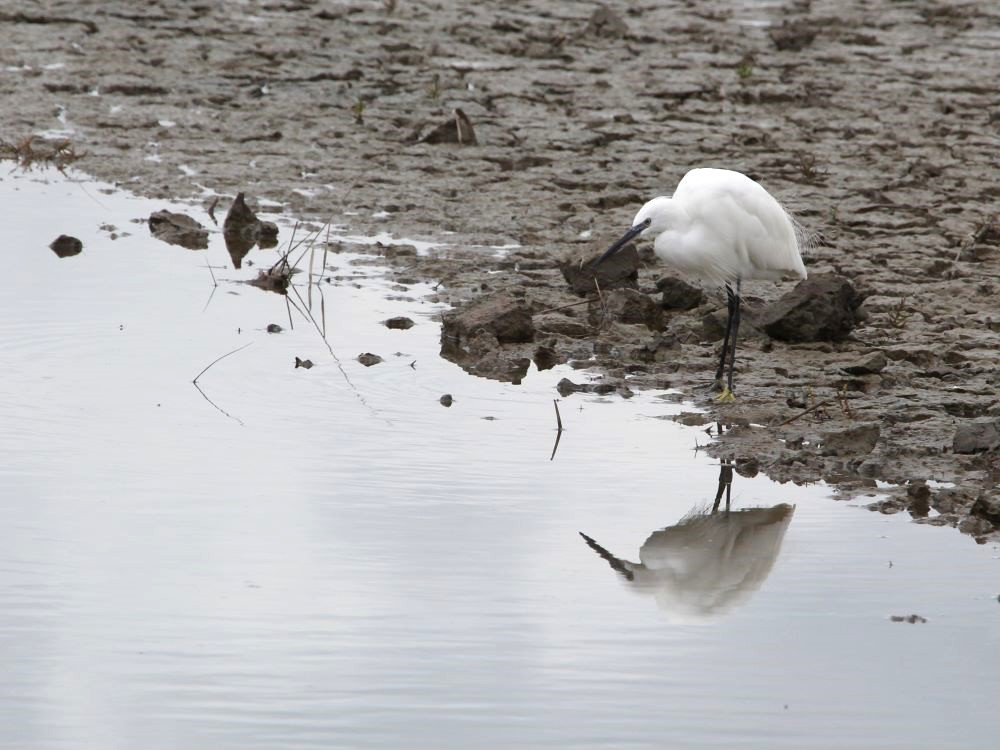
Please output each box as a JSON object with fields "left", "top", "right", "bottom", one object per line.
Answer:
{"left": 714, "top": 386, "right": 736, "bottom": 403}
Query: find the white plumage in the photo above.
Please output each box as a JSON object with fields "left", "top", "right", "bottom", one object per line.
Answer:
{"left": 596, "top": 167, "right": 807, "bottom": 398}
{"left": 639, "top": 168, "right": 806, "bottom": 285}
{"left": 580, "top": 503, "right": 795, "bottom": 622}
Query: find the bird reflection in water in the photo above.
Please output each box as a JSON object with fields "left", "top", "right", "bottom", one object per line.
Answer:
{"left": 580, "top": 462, "right": 794, "bottom": 620}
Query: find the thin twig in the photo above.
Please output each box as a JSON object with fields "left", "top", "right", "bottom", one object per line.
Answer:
{"left": 193, "top": 382, "right": 245, "bottom": 426}
{"left": 593, "top": 277, "right": 607, "bottom": 329}
{"left": 307, "top": 235, "right": 316, "bottom": 311}
{"left": 191, "top": 342, "right": 253, "bottom": 425}
{"left": 204, "top": 257, "right": 218, "bottom": 287}
{"left": 535, "top": 297, "right": 597, "bottom": 315}
{"left": 775, "top": 398, "right": 833, "bottom": 427}
{"left": 269, "top": 221, "right": 299, "bottom": 274}
{"left": 192, "top": 342, "right": 253, "bottom": 384}
{"left": 201, "top": 284, "right": 217, "bottom": 314}
{"left": 288, "top": 282, "right": 386, "bottom": 424}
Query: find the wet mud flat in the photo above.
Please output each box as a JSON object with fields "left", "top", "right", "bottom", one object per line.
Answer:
{"left": 2, "top": 0, "right": 998, "bottom": 539}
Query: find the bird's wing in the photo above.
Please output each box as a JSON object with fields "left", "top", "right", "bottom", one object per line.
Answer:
{"left": 675, "top": 169, "right": 806, "bottom": 281}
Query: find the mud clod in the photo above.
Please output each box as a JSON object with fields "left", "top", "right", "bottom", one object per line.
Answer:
{"left": 294, "top": 357, "right": 313, "bottom": 369}
{"left": 821, "top": 424, "right": 880, "bottom": 456}
{"left": 657, "top": 276, "right": 704, "bottom": 310}
{"left": 585, "top": 6, "right": 628, "bottom": 37}
{"left": 591, "top": 289, "right": 665, "bottom": 331}
{"left": 440, "top": 394, "right": 454, "bottom": 407}
{"left": 969, "top": 496, "right": 1000, "bottom": 527}
{"left": 890, "top": 614, "right": 927, "bottom": 624}
{"left": 223, "top": 193, "right": 276, "bottom": 268}
{"left": 357, "top": 353, "right": 384, "bottom": 367}
{"left": 561, "top": 246, "right": 639, "bottom": 296}
{"left": 761, "top": 274, "right": 864, "bottom": 342}
{"left": 952, "top": 419, "right": 1000, "bottom": 454}
{"left": 249, "top": 266, "right": 292, "bottom": 295}
{"left": 384, "top": 316, "right": 415, "bottom": 330}
{"left": 418, "top": 108, "right": 477, "bottom": 145}
{"left": 49, "top": 234, "right": 82, "bottom": 258}
{"left": 769, "top": 20, "right": 818, "bottom": 51}
{"left": 441, "top": 292, "right": 534, "bottom": 348}
{"left": 842, "top": 351, "right": 887, "bottom": 375}
{"left": 148, "top": 210, "right": 209, "bottom": 250}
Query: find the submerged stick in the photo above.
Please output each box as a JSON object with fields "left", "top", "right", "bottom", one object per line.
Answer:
{"left": 550, "top": 399, "right": 564, "bottom": 461}
{"left": 192, "top": 342, "right": 253, "bottom": 425}
{"left": 192, "top": 342, "right": 253, "bottom": 385}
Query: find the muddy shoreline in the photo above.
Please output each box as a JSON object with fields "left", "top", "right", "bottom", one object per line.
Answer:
{"left": 2, "top": 1, "right": 998, "bottom": 539}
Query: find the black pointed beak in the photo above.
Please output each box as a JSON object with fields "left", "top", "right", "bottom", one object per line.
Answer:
{"left": 595, "top": 219, "right": 650, "bottom": 265}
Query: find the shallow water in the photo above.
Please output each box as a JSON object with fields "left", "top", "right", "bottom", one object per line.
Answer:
{"left": 1, "top": 169, "right": 997, "bottom": 750}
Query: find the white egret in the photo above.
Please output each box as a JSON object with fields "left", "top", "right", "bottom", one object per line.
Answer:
{"left": 596, "top": 168, "right": 807, "bottom": 401}
{"left": 579, "top": 465, "right": 795, "bottom": 621}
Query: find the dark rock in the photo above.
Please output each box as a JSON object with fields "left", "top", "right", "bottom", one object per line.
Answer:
{"left": 419, "top": 108, "right": 477, "bottom": 145}
{"left": 459, "top": 355, "right": 530, "bottom": 384}
{"left": 585, "top": 6, "right": 628, "bottom": 37}
{"left": 885, "top": 347, "right": 937, "bottom": 368}
{"left": 560, "top": 245, "right": 639, "bottom": 296}
{"left": 952, "top": 419, "right": 1000, "bottom": 453}
{"left": 533, "top": 345, "right": 563, "bottom": 371}
{"left": 357, "top": 353, "right": 383, "bottom": 367}
{"left": 632, "top": 332, "right": 680, "bottom": 363}
{"left": 440, "top": 394, "right": 454, "bottom": 407}
{"left": 440, "top": 295, "right": 534, "bottom": 383}
{"left": 956, "top": 220, "right": 1000, "bottom": 261}
{"left": 673, "top": 412, "right": 708, "bottom": 427}
{"left": 535, "top": 314, "right": 592, "bottom": 338}
{"left": 249, "top": 266, "right": 291, "bottom": 295}
{"left": 958, "top": 516, "right": 993, "bottom": 537}
{"left": 842, "top": 351, "right": 887, "bottom": 375}
{"left": 49, "top": 234, "right": 82, "bottom": 258}
{"left": 294, "top": 357, "right": 313, "bottom": 369}
{"left": 906, "top": 483, "right": 931, "bottom": 518}
{"left": 556, "top": 377, "right": 619, "bottom": 397}
{"left": 889, "top": 614, "right": 927, "bottom": 624}
{"left": 223, "top": 193, "right": 261, "bottom": 268}
{"left": 258, "top": 220, "right": 279, "bottom": 248}
{"left": 266, "top": 323, "right": 283, "bottom": 333}
{"left": 769, "top": 20, "right": 818, "bottom": 51}
{"left": 820, "top": 423, "right": 880, "bottom": 456}
{"left": 590, "top": 288, "right": 665, "bottom": 331}
{"left": 969, "top": 495, "right": 1000, "bottom": 526}
{"left": 656, "top": 276, "right": 704, "bottom": 310}
{"left": 384, "top": 316, "right": 415, "bottom": 329}
{"left": 149, "top": 210, "right": 209, "bottom": 250}
{"left": 557, "top": 378, "right": 586, "bottom": 397}
{"left": 441, "top": 292, "right": 534, "bottom": 348}
{"left": 761, "top": 273, "right": 864, "bottom": 342}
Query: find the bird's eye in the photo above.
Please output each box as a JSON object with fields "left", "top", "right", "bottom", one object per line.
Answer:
{"left": 642, "top": 218, "right": 652, "bottom": 227}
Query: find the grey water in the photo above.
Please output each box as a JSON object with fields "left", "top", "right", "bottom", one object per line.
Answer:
{"left": 1, "top": 169, "right": 997, "bottom": 750}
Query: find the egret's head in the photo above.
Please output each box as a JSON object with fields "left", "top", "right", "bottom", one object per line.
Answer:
{"left": 632, "top": 196, "right": 676, "bottom": 236}
{"left": 595, "top": 196, "right": 672, "bottom": 266}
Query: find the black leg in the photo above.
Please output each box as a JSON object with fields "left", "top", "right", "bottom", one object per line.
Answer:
{"left": 726, "top": 280, "right": 742, "bottom": 394}
{"left": 712, "top": 461, "right": 734, "bottom": 514}
{"left": 715, "top": 283, "right": 737, "bottom": 382}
